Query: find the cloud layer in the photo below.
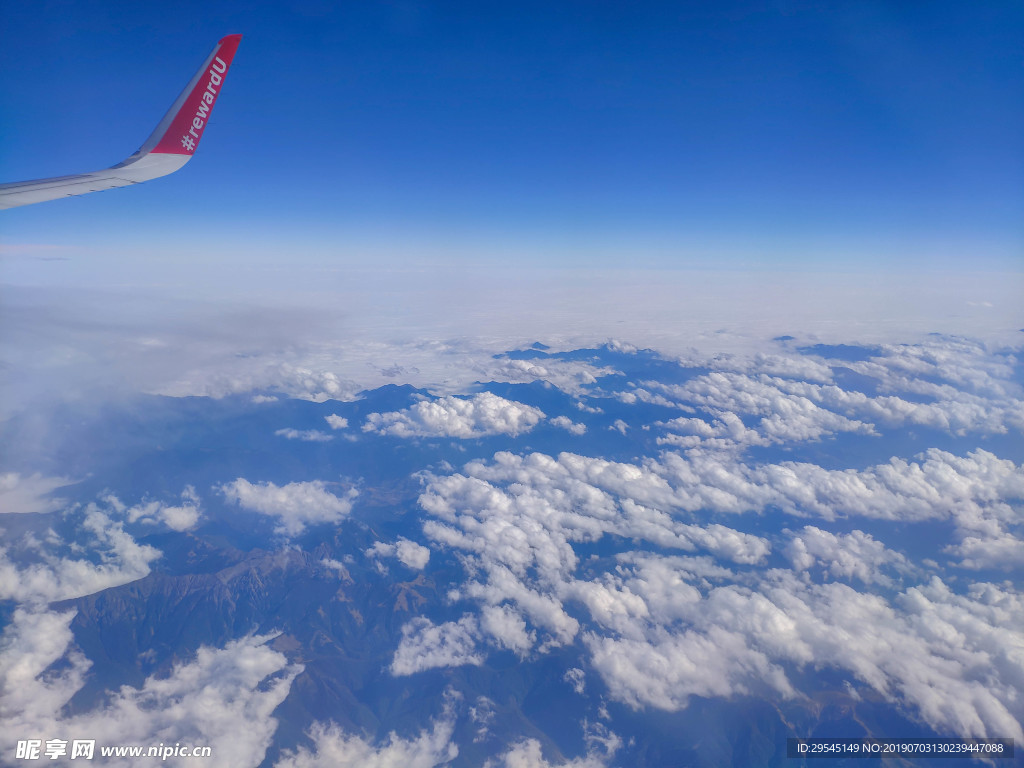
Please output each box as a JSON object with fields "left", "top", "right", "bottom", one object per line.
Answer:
{"left": 2, "top": 328, "right": 1022, "bottom": 764}
{"left": 404, "top": 431, "right": 1024, "bottom": 739}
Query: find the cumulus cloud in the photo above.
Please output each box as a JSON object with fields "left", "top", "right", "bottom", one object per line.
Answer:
{"left": 413, "top": 440, "right": 1024, "bottom": 740}
{"left": 0, "top": 503, "right": 160, "bottom": 605}
{"left": 320, "top": 557, "right": 353, "bottom": 582}
{"left": 390, "top": 616, "right": 484, "bottom": 676}
{"left": 276, "top": 694, "right": 460, "bottom": 768}
{"left": 160, "top": 505, "right": 201, "bottom": 532}
{"left": 219, "top": 479, "right": 357, "bottom": 537}
{"left": 275, "top": 713, "right": 458, "bottom": 768}
{"left": 364, "top": 393, "right": 544, "bottom": 438}
{"left": 0, "top": 615, "right": 300, "bottom": 768}
{"left": 550, "top": 416, "right": 587, "bottom": 435}
{"left": 417, "top": 451, "right": 770, "bottom": 657}
{"left": 587, "top": 570, "right": 1024, "bottom": 741}
{"left": 563, "top": 667, "right": 585, "bottom": 695}
{"left": 366, "top": 538, "right": 431, "bottom": 570}
{"left": 946, "top": 531, "right": 1024, "bottom": 571}
{"left": 844, "top": 338, "right": 1021, "bottom": 403}
{"left": 325, "top": 414, "right": 349, "bottom": 430}
{"left": 0, "top": 608, "right": 87, "bottom": 731}
{"left": 275, "top": 428, "right": 334, "bottom": 442}
{"left": 649, "top": 447, "right": 1024, "bottom": 571}
{"left": 655, "top": 447, "right": 1024, "bottom": 524}
{"left": 162, "top": 362, "right": 364, "bottom": 403}
{"left": 633, "top": 336, "right": 1024, "bottom": 445}
{"left": 0, "top": 472, "right": 70, "bottom": 514}
{"left": 480, "top": 356, "right": 617, "bottom": 397}
{"left": 583, "top": 564, "right": 1006, "bottom": 735}
{"left": 486, "top": 739, "right": 608, "bottom": 768}
{"left": 423, "top": 451, "right": 768, "bottom": 570}
{"left": 721, "top": 351, "right": 836, "bottom": 383}
{"left": 786, "top": 526, "right": 912, "bottom": 586}
{"left": 275, "top": 690, "right": 613, "bottom": 768}
{"left": 396, "top": 339, "right": 1021, "bottom": 733}
{"left": 470, "top": 696, "right": 497, "bottom": 743}
{"left": 115, "top": 486, "right": 203, "bottom": 532}
{"left": 479, "top": 604, "right": 535, "bottom": 654}
{"left": 641, "top": 373, "right": 878, "bottom": 446}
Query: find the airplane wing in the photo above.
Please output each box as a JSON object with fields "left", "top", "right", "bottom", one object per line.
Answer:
{"left": 0, "top": 34, "right": 242, "bottom": 210}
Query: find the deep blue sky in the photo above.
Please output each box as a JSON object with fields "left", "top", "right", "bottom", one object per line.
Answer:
{"left": 1, "top": 0, "right": 1021, "bottom": 270}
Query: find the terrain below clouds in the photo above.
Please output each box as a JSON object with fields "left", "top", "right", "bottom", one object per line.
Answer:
{"left": 1, "top": 282, "right": 1023, "bottom": 766}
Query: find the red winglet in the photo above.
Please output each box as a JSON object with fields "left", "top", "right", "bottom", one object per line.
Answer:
{"left": 150, "top": 34, "right": 242, "bottom": 155}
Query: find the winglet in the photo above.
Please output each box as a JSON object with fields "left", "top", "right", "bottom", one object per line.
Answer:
{"left": 0, "top": 35, "right": 242, "bottom": 209}
{"left": 136, "top": 34, "right": 243, "bottom": 158}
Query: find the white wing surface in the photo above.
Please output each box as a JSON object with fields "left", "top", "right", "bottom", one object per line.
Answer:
{"left": 0, "top": 34, "right": 242, "bottom": 210}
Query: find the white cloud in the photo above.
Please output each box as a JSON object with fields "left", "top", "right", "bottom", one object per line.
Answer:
{"left": 0, "top": 472, "right": 70, "bottom": 514}
{"left": 656, "top": 403, "right": 874, "bottom": 448}
{"left": 640, "top": 373, "right": 877, "bottom": 446}
{"left": 390, "top": 616, "right": 484, "bottom": 676}
{"left": 479, "top": 604, "right": 535, "bottom": 654}
{"left": 274, "top": 689, "right": 614, "bottom": 768}
{"left": 366, "top": 538, "right": 431, "bottom": 570}
{"left": 423, "top": 451, "right": 767, "bottom": 572}
{"left": 563, "top": 667, "right": 585, "bottom": 695}
{"left": 320, "top": 557, "right": 353, "bottom": 581}
{"left": 0, "top": 616, "right": 300, "bottom": 768}
{"left": 656, "top": 447, "right": 1024, "bottom": 526}
{"left": 634, "top": 337, "right": 1024, "bottom": 445}
{"left": 0, "top": 608, "right": 87, "bottom": 731}
{"left": 582, "top": 721, "right": 622, "bottom": 762}
{"left": 275, "top": 713, "right": 458, "bottom": 768}
{"left": 325, "top": 414, "right": 349, "bottom": 430}
{"left": 470, "top": 696, "right": 496, "bottom": 743}
{"left": 723, "top": 351, "right": 836, "bottom": 383}
{"left": 481, "top": 357, "right": 617, "bottom": 397}
{"left": 585, "top": 569, "right": 1024, "bottom": 741}
{"left": 119, "top": 486, "right": 202, "bottom": 532}
{"left": 651, "top": 447, "right": 1024, "bottom": 572}
{"left": 946, "top": 531, "right": 1024, "bottom": 570}
{"left": 486, "top": 739, "right": 608, "bottom": 768}
{"left": 364, "top": 393, "right": 544, "bottom": 438}
{"left": 844, "top": 338, "right": 1021, "bottom": 403}
{"left": 417, "top": 451, "right": 770, "bottom": 657}
{"left": 219, "top": 479, "right": 357, "bottom": 537}
{"left": 163, "top": 363, "right": 364, "bottom": 403}
{"left": 785, "top": 526, "right": 911, "bottom": 586}
{"left": 674, "top": 521, "right": 770, "bottom": 565}
{"left": 550, "top": 416, "right": 587, "bottom": 435}
{"left": 275, "top": 428, "right": 334, "bottom": 442}
{"left": 160, "top": 504, "right": 201, "bottom": 532}
{"left": 414, "top": 442, "right": 1024, "bottom": 740}
{"left": 0, "top": 504, "right": 160, "bottom": 605}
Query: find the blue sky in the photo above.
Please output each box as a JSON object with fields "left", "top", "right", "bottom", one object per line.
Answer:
{"left": 1, "top": 0, "right": 1021, "bottom": 271}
